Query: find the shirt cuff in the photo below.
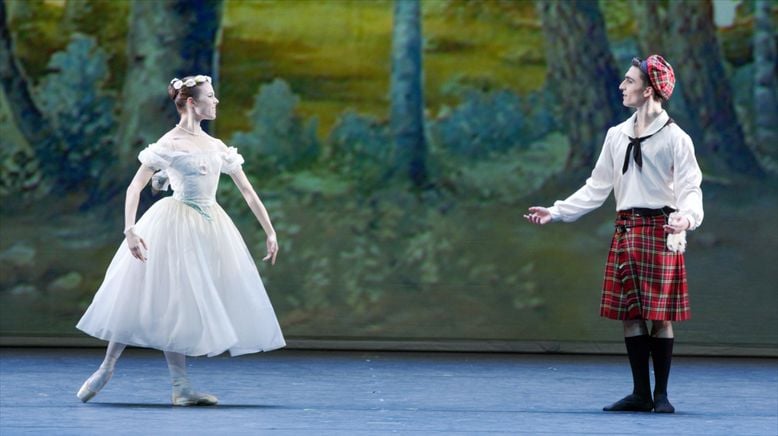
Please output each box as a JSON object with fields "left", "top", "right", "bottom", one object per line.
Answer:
{"left": 684, "top": 214, "right": 697, "bottom": 231}
{"left": 548, "top": 206, "right": 562, "bottom": 222}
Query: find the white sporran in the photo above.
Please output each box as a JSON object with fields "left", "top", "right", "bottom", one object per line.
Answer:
{"left": 667, "top": 231, "right": 686, "bottom": 253}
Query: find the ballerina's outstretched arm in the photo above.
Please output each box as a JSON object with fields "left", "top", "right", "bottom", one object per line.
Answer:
{"left": 230, "top": 169, "right": 279, "bottom": 265}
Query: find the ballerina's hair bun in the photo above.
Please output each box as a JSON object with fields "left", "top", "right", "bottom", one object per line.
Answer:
{"left": 167, "top": 82, "right": 180, "bottom": 101}
{"left": 167, "top": 75, "right": 212, "bottom": 112}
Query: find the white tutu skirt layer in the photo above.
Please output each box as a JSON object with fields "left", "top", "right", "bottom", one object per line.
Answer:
{"left": 77, "top": 197, "right": 286, "bottom": 357}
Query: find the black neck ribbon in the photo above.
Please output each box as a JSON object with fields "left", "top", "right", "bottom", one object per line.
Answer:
{"left": 622, "top": 118, "right": 674, "bottom": 174}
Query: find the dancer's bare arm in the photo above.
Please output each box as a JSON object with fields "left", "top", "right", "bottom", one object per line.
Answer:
{"left": 230, "top": 169, "right": 278, "bottom": 265}
{"left": 125, "top": 165, "right": 155, "bottom": 261}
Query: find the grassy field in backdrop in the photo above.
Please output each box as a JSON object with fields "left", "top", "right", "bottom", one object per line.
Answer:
{"left": 219, "top": 0, "right": 546, "bottom": 138}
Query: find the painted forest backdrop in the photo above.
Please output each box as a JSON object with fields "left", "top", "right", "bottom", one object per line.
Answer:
{"left": 1, "top": 0, "right": 777, "bottom": 353}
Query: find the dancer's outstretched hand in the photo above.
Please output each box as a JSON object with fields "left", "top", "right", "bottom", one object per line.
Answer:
{"left": 263, "top": 233, "right": 279, "bottom": 265}
{"left": 524, "top": 207, "right": 552, "bottom": 225}
{"left": 125, "top": 229, "right": 148, "bottom": 262}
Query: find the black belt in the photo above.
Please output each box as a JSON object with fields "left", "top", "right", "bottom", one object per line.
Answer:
{"left": 617, "top": 206, "right": 675, "bottom": 217}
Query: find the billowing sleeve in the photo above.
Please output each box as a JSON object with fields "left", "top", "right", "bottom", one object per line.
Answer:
{"left": 672, "top": 132, "right": 704, "bottom": 230}
{"left": 138, "top": 142, "right": 172, "bottom": 171}
{"left": 221, "top": 146, "right": 245, "bottom": 175}
{"left": 548, "top": 128, "right": 616, "bottom": 222}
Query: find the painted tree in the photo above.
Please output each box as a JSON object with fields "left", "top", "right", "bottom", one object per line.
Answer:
{"left": 754, "top": 0, "right": 778, "bottom": 174}
{"left": 2, "top": 1, "right": 118, "bottom": 199}
{"left": 2, "top": 0, "right": 224, "bottom": 198}
{"left": 115, "top": 0, "right": 224, "bottom": 166}
{"left": 0, "top": 75, "right": 43, "bottom": 197}
{"left": 630, "top": 0, "right": 691, "bottom": 117}
{"left": 535, "top": 0, "right": 629, "bottom": 171}
{"left": 390, "top": 0, "right": 427, "bottom": 188}
{"left": 36, "top": 35, "right": 117, "bottom": 193}
{"left": 631, "top": 0, "right": 666, "bottom": 55}
{"left": 0, "top": 0, "right": 64, "bottom": 183}
{"left": 667, "top": 0, "right": 762, "bottom": 176}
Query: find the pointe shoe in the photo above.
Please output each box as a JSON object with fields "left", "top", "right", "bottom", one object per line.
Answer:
{"left": 171, "top": 379, "right": 218, "bottom": 406}
{"left": 603, "top": 393, "right": 654, "bottom": 412}
{"left": 76, "top": 368, "right": 113, "bottom": 403}
{"left": 172, "top": 389, "right": 219, "bottom": 406}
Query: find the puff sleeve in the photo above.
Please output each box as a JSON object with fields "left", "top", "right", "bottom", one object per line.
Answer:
{"left": 221, "top": 146, "right": 245, "bottom": 175}
{"left": 138, "top": 143, "right": 173, "bottom": 171}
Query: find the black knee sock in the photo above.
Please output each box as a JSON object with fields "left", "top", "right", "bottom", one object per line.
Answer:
{"left": 649, "top": 337, "right": 674, "bottom": 396}
{"left": 625, "top": 335, "right": 652, "bottom": 398}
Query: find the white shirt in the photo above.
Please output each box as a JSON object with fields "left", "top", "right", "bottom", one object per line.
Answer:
{"left": 548, "top": 110, "right": 704, "bottom": 230}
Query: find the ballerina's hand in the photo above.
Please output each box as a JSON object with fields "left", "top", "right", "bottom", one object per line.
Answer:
{"left": 523, "top": 206, "right": 552, "bottom": 225}
{"left": 125, "top": 230, "right": 148, "bottom": 262}
{"left": 263, "top": 234, "right": 278, "bottom": 265}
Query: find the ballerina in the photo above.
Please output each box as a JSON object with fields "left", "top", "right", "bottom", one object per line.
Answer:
{"left": 76, "top": 74, "right": 285, "bottom": 406}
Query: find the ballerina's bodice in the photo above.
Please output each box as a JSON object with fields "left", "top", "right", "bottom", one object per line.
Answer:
{"left": 167, "top": 152, "right": 223, "bottom": 208}
{"left": 138, "top": 139, "right": 245, "bottom": 219}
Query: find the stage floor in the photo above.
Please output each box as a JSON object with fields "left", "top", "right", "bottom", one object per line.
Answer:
{"left": 1, "top": 348, "right": 776, "bottom": 435}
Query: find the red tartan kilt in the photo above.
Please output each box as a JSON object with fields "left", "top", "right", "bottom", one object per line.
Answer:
{"left": 600, "top": 214, "right": 690, "bottom": 321}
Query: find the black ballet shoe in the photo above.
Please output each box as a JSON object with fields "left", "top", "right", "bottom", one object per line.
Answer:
{"left": 653, "top": 394, "right": 675, "bottom": 413}
{"left": 602, "top": 393, "right": 654, "bottom": 412}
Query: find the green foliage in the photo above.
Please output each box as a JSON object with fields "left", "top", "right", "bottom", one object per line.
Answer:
{"left": 434, "top": 132, "right": 570, "bottom": 203}
{"left": 5, "top": 0, "right": 70, "bottom": 81}
{"left": 247, "top": 189, "right": 544, "bottom": 321}
{"left": 62, "top": 0, "right": 130, "bottom": 91}
{"left": 599, "top": 0, "right": 636, "bottom": 40}
{"left": 7, "top": 0, "right": 128, "bottom": 91}
{"left": 0, "top": 85, "right": 43, "bottom": 197}
{"left": 327, "top": 111, "right": 392, "bottom": 190}
{"left": 36, "top": 34, "right": 117, "bottom": 191}
{"left": 229, "top": 79, "right": 320, "bottom": 174}
{"left": 431, "top": 89, "right": 523, "bottom": 158}
{"left": 424, "top": 0, "right": 539, "bottom": 29}
{"left": 286, "top": 171, "right": 352, "bottom": 197}
{"left": 520, "top": 89, "right": 559, "bottom": 142}
{"left": 429, "top": 88, "right": 557, "bottom": 159}
{"left": 0, "top": 142, "right": 43, "bottom": 197}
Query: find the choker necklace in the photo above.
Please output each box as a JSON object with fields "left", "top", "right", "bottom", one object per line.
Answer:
{"left": 176, "top": 123, "right": 203, "bottom": 136}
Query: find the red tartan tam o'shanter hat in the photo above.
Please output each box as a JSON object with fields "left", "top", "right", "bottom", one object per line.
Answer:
{"left": 639, "top": 55, "right": 675, "bottom": 100}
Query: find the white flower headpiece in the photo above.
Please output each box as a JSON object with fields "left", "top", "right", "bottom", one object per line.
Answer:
{"left": 170, "top": 75, "right": 212, "bottom": 90}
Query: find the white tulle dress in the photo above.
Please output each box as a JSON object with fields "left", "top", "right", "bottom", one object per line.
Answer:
{"left": 77, "top": 140, "right": 286, "bottom": 357}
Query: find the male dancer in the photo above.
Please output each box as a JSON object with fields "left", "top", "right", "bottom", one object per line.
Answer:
{"left": 524, "top": 55, "right": 703, "bottom": 413}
